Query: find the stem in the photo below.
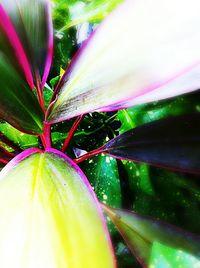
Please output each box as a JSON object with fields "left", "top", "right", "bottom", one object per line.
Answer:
{"left": 62, "top": 115, "right": 84, "bottom": 152}
{"left": 35, "top": 73, "right": 46, "bottom": 113}
{"left": 35, "top": 74, "right": 52, "bottom": 149}
{"left": 36, "top": 87, "right": 46, "bottom": 113}
{"left": 40, "top": 123, "right": 52, "bottom": 149}
{"left": 74, "top": 146, "right": 104, "bottom": 164}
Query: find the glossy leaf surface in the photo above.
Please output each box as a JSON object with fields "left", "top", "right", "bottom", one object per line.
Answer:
{"left": 0, "top": 55, "right": 44, "bottom": 134}
{"left": 0, "top": 149, "right": 115, "bottom": 268}
{"left": 150, "top": 242, "right": 200, "bottom": 268}
{"left": 103, "top": 114, "right": 200, "bottom": 174}
{"left": 0, "top": 5, "right": 44, "bottom": 134}
{"left": 82, "top": 154, "right": 121, "bottom": 234}
{"left": 48, "top": 0, "right": 200, "bottom": 123}
{"left": 102, "top": 204, "right": 200, "bottom": 267}
{"left": 0, "top": 123, "right": 38, "bottom": 150}
{"left": 0, "top": 4, "right": 33, "bottom": 88}
{"left": 83, "top": 154, "right": 121, "bottom": 208}
{"left": 1, "top": 0, "right": 53, "bottom": 87}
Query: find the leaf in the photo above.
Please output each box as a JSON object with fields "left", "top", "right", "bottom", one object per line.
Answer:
{"left": 1, "top": 0, "right": 53, "bottom": 88}
{"left": 0, "top": 6, "right": 44, "bottom": 134}
{"left": 117, "top": 65, "right": 200, "bottom": 110}
{"left": 82, "top": 154, "right": 122, "bottom": 234}
{"left": 0, "top": 4, "right": 33, "bottom": 88}
{"left": 43, "top": 84, "right": 54, "bottom": 108}
{"left": 117, "top": 91, "right": 200, "bottom": 135}
{"left": 116, "top": 94, "right": 200, "bottom": 229}
{"left": 121, "top": 162, "right": 200, "bottom": 233}
{"left": 102, "top": 204, "right": 200, "bottom": 267}
{"left": 149, "top": 242, "right": 200, "bottom": 268}
{"left": 0, "top": 148, "right": 115, "bottom": 268}
{"left": 102, "top": 114, "right": 200, "bottom": 174}
{"left": 47, "top": 0, "right": 200, "bottom": 123}
{"left": 83, "top": 154, "right": 121, "bottom": 207}
{"left": 0, "top": 56, "right": 44, "bottom": 134}
{"left": 0, "top": 123, "right": 38, "bottom": 150}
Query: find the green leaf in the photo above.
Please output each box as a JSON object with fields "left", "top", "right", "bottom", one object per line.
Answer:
{"left": 82, "top": 154, "right": 122, "bottom": 234}
{"left": 0, "top": 123, "right": 38, "bottom": 150}
{"left": 117, "top": 109, "right": 136, "bottom": 134}
{"left": 0, "top": 148, "right": 115, "bottom": 267}
{"left": 43, "top": 84, "right": 54, "bottom": 108}
{"left": 83, "top": 154, "right": 121, "bottom": 207}
{"left": 117, "top": 92, "right": 200, "bottom": 134}
{"left": 0, "top": 55, "right": 44, "bottom": 134}
{"left": 121, "top": 162, "right": 200, "bottom": 234}
{"left": 102, "top": 204, "right": 200, "bottom": 267}
{"left": 149, "top": 242, "right": 200, "bottom": 268}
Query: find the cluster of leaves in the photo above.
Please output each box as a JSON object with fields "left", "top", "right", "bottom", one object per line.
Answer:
{"left": 0, "top": 0, "right": 200, "bottom": 267}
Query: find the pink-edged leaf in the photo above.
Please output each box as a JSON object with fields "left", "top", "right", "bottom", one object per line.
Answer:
{"left": 0, "top": 148, "right": 115, "bottom": 268}
{"left": 1, "top": 0, "right": 53, "bottom": 88}
{"left": 102, "top": 204, "right": 200, "bottom": 267}
{"left": 102, "top": 114, "right": 200, "bottom": 174}
{"left": 99, "top": 64, "right": 200, "bottom": 112}
{"left": 0, "top": 5, "right": 33, "bottom": 88}
{"left": 47, "top": 0, "right": 200, "bottom": 123}
{"left": 0, "top": 5, "right": 44, "bottom": 134}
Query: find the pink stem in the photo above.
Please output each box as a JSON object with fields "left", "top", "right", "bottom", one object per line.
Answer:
{"left": 35, "top": 75, "right": 52, "bottom": 149}
{"left": 36, "top": 87, "right": 46, "bottom": 113}
{"left": 40, "top": 122, "right": 52, "bottom": 149}
{"left": 62, "top": 115, "right": 84, "bottom": 152}
{"left": 36, "top": 75, "right": 46, "bottom": 113}
{"left": 74, "top": 146, "right": 104, "bottom": 164}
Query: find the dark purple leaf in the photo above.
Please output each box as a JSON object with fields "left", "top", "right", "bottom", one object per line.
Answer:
{"left": 103, "top": 114, "right": 200, "bottom": 174}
